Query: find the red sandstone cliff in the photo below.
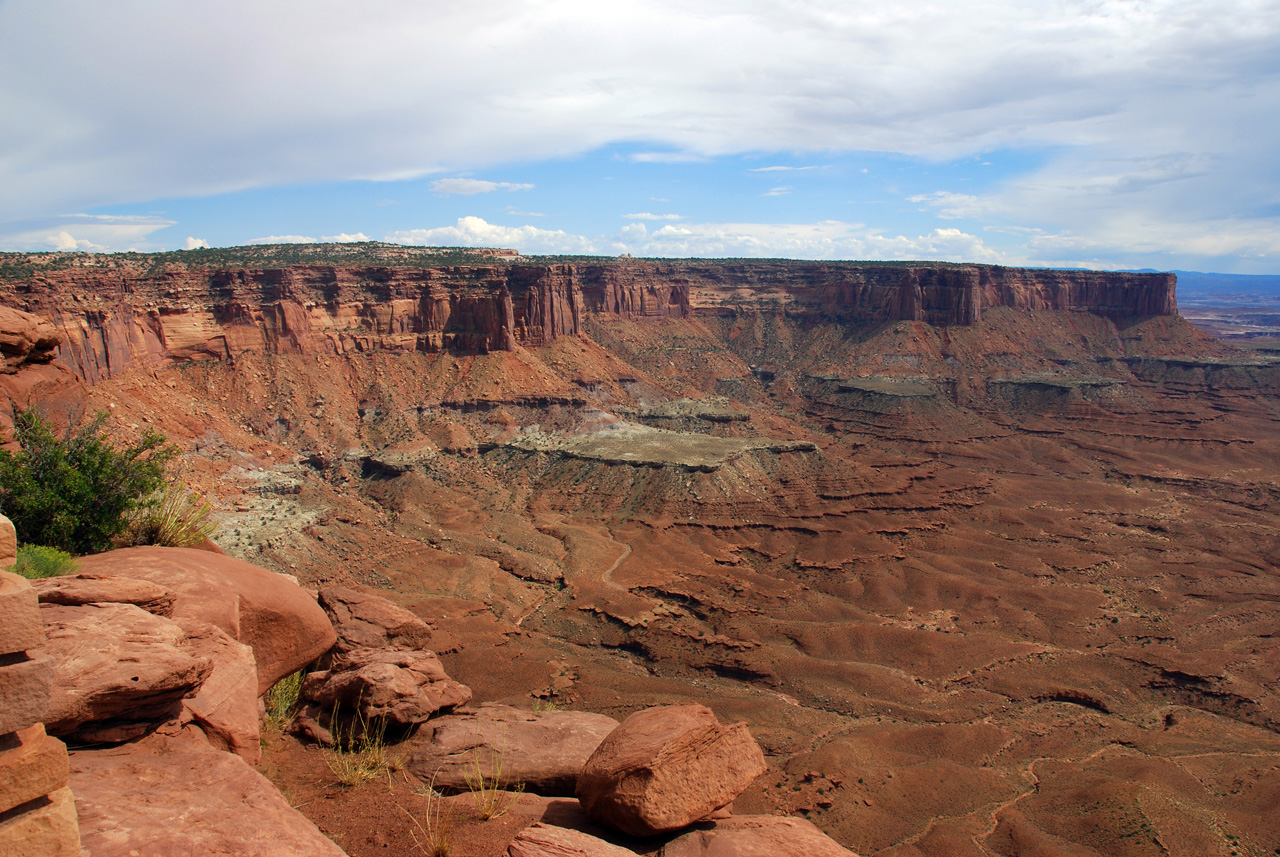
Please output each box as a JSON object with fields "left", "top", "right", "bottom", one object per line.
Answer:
{"left": 0, "top": 255, "right": 1174, "bottom": 385}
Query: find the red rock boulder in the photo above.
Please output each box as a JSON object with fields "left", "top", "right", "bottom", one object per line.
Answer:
{"left": 318, "top": 585, "right": 434, "bottom": 654}
{"left": 75, "top": 546, "right": 336, "bottom": 695}
{"left": 41, "top": 602, "right": 213, "bottom": 743}
{"left": 302, "top": 647, "right": 471, "bottom": 727}
{"left": 575, "top": 705, "right": 767, "bottom": 837}
{"left": 659, "top": 816, "right": 859, "bottom": 856}
{"left": 409, "top": 703, "right": 620, "bottom": 796}
{"left": 32, "top": 573, "right": 175, "bottom": 617}
{"left": 507, "top": 822, "right": 638, "bottom": 857}
{"left": 70, "top": 732, "right": 349, "bottom": 857}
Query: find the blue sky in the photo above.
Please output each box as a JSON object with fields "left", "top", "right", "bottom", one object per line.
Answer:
{"left": 2, "top": 1, "right": 1278, "bottom": 273}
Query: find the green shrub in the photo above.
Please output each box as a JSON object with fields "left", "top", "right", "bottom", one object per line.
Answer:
{"left": 10, "top": 544, "right": 79, "bottom": 579}
{"left": 0, "top": 407, "right": 176, "bottom": 555}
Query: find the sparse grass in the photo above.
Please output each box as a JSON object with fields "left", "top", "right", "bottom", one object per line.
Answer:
{"left": 264, "top": 670, "right": 303, "bottom": 731}
{"left": 532, "top": 698, "right": 561, "bottom": 712}
{"left": 125, "top": 481, "right": 216, "bottom": 547}
{"left": 322, "top": 709, "right": 404, "bottom": 787}
{"left": 464, "top": 736, "right": 524, "bottom": 820}
{"left": 9, "top": 544, "right": 79, "bottom": 579}
{"left": 405, "top": 777, "right": 454, "bottom": 856}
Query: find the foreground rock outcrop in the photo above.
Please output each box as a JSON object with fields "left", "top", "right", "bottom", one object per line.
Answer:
{"left": 0, "top": 514, "right": 80, "bottom": 857}
{"left": 409, "top": 703, "right": 620, "bottom": 796}
{"left": 41, "top": 602, "right": 213, "bottom": 744}
{"left": 658, "top": 816, "right": 858, "bottom": 856}
{"left": 70, "top": 733, "right": 347, "bottom": 857}
{"left": 302, "top": 646, "right": 472, "bottom": 727}
{"left": 506, "top": 822, "right": 638, "bottom": 857}
{"left": 318, "top": 584, "right": 435, "bottom": 654}
{"left": 75, "top": 546, "right": 336, "bottom": 694}
{"left": 576, "top": 704, "right": 767, "bottom": 837}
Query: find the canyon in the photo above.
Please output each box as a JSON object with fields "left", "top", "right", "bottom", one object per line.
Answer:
{"left": 2, "top": 244, "right": 1279, "bottom": 857}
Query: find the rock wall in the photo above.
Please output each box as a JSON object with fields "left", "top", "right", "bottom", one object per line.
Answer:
{"left": 0, "top": 256, "right": 1174, "bottom": 385}
{"left": 0, "top": 516, "right": 82, "bottom": 857}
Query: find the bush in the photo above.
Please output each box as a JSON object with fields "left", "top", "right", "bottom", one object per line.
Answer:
{"left": 10, "top": 544, "right": 79, "bottom": 579}
{"left": 0, "top": 407, "right": 176, "bottom": 555}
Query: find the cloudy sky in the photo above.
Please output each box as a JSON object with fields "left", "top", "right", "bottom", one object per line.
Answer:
{"left": 2, "top": 0, "right": 1278, "bottom": 272}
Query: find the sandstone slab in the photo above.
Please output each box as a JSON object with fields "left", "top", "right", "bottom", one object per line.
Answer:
{"left": 0, "top": 652, "right": 53, "bottom": 734}
{"left": 75, "top": 546, "right": 336, "bottom": 695}
{"left": 32, "top": 572, "right": 175, "bottom": 616}
{"left": 0, "top": 786, "right": 80, "bottom": 857}
{"left": 319, "top": 585, "right": 434, "bottom": 653}
{"left": 70, "top": 734, "right": 348, "bottom": 857}
{"left": 0, "top": 725, "right": 69, "bottom": 815}
{"left": 41, "top": 602, "right": 212, "bottom": 743}
{"left": 0, "top": 570, "right": 44, "bottom": 655}
{"left": 507, "top": 821, "right": 639, "bottom": 857}
{"left": 658, "top": 816, "right": 859, "bottom": 857}
{"left": 176, "top": 617, "right": 261, "bottom": 762}
{"left": 410, "top": 703, "right": 620, "bottom": 796}
{"left": 303, "top": 647, "right": 471, "bottom": 727}
{"left": 576, "top": 705, "right": 767, "bottom": 837}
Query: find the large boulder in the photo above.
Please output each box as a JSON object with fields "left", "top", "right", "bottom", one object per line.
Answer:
{"left": 302, "top": 647, "right": 471, "bottom": 727}
{"left": 75, "top": 546, "right": 336, "bottom": 695}
{"left": 70, "top": 732, "right": 349, "bottom": 857}
{"left": 41, "top": 602, "right": 212, "bottom": 743}
{"left": 318, "top": 585, "right": 433, "bottom": 653}
{"left": 410, "top": 703, "right": 620, "bottom": 796}
{"left": 659, "top": 816, "right": 859, "bottom": 857}
{"left": 575, "top": 705, "right": 767, "bottom": 837}
{"left": 32, "top": 573, "right": 175, "bottom": 616}
{"left": 175, "top": 618, "right": 261, "bottom": 762}
{"left": 507, "top": 822, "right": 638, "bottom": 857}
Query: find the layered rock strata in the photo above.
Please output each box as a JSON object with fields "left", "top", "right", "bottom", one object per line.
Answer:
{"left": 0, "top": 253, "right": 1176, "bottom": 383}
{"left": 0, "top": 515, "right": 81, "bottom": 857}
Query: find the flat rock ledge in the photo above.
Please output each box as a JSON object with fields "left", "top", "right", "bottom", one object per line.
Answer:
{"left": 409, "top": 703, "right": 620, "bottom": 796}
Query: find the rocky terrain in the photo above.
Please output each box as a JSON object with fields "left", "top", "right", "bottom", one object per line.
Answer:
{"left": 2, "top": 244, "right": 1279, "bottom": 856}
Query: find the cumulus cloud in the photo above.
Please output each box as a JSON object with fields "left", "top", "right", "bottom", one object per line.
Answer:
{"left": 385, "top": 216, "right": 1005, "bottom": 264}
{"left": 385, "top": 216, "right": 598, "bottom": 255}
{"left": 430, "top": 178, "right": 534, "bottom": 195}
{"left": 320, "top": 232, "right": 370, "bottom": 243}
{"left": 185, "top": 236, "right": 210, "bottom": 249}
{"left": 247, "top": 234, "right": 317, "bottom": 245}
{"left": 0, "top": 214, "right": 175, "bottom": 252}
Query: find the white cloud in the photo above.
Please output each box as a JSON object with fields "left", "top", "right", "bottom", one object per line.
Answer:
{"left": 386, "top": 216, "right": 1006, "bottom": 264}
{"left": 185, "top": 236, "right": 210, "bottom": 250}
{"left": 0, "top": 214, "right": 175, "bottom": 252}
{"left": 628, "top": 152, "right": 708, "bottom": 164}
{"left": 320, "top": 232, "right": 370, "bottom": 243}
{"left": 385, "top": 216, "right": 597, "bottom": 255}
{"left": 247, "top": 235, "right": 317, "bottom": 245}
{"left": 622, "top": 212, "right": 682, "bottom": 220}
{"left": 2, "top": 2, "right": 1278, "bottom": 270}
{"left": 430, "top": 178, "right": 534, "bottom": 196}
{"left": 763, "top": 187, "right": 792, "bottom": 197}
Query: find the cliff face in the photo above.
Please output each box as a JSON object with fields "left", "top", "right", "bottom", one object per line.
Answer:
{"left": 0, "top": 257, "right": 1173, "bottom": 385}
